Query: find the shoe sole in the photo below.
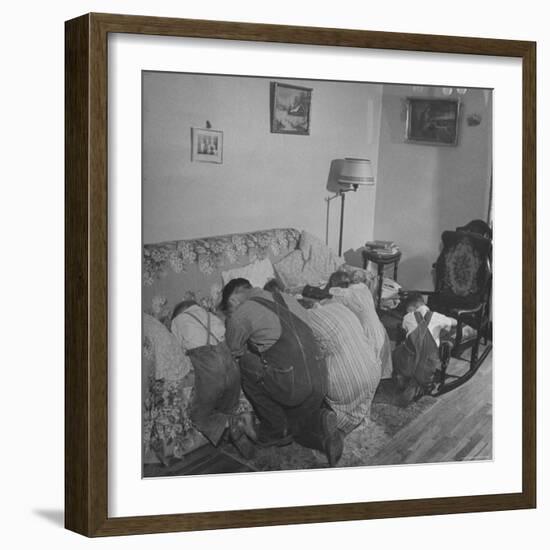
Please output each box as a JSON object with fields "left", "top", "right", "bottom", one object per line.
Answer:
{"left": 325, "top": 431, "right": 344, "bottom": 467}
{"left": 322, "top": 410, "right": 343, "bottom": 467}
{"left": 256, "top": 434, "right": 294, "bottom": 448}
{"left": 231, "top": 434, "right": 256, "bottom": 459}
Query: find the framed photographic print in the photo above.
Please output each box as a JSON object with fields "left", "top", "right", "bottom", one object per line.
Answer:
{"left": 405, "top": 97, "right": 460, "bottom": 145}
{"left": 191, "top": 127, "right": 223, "bottom": 163}
{"left": 65, "top": 13, "right": 536, "bottom": 537}
{"left": 270, "top": 81, "right": 312, "bottom": 134}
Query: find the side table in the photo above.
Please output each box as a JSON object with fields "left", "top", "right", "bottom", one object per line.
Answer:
{"left": 362, "top": 248, "right": 402, "bottom": 309}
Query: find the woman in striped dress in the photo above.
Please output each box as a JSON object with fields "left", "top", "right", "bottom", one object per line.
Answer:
{"left": 327, "top": 271, "right": 393, "bottom": 379}
{"left": 307, "top": 302, "right": 382, "bottom": 434}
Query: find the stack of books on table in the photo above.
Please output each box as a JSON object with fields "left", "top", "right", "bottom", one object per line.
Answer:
{"left": 365, "top": 240, "right": 400, "bottom": 257}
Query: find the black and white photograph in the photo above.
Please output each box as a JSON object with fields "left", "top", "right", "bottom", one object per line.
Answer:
{"left": 2, "top": 0, "right": 544, "bottom": 543}
{"left": 142, "top": 71, "right": 493, "bottom": 478}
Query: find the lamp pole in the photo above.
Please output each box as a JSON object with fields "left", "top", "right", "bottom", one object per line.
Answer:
{"left": 338, "top": 191, "right": 346, "bottom": 257}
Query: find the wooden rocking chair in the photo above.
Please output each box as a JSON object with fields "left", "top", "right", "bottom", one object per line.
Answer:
{"left": 399, "top": 228, "right": 492, "bottom": 395}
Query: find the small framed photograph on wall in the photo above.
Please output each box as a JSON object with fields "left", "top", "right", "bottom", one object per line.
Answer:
{"left": 191, "top": 127, "right": 223, "bottom": 163}
{"left": 405, "top": 97, "right": 460, "bottom": 145}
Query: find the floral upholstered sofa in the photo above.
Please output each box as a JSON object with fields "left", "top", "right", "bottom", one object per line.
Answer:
{"left": 142, "top": 227, "right": 375, "bottom": 464}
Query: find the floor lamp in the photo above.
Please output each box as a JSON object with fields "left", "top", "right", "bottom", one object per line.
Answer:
{"left": 326, "top": 158, "right": 375, "bottom": 256}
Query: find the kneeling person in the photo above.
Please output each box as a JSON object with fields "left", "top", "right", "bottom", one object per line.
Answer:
{"left": 307, "top": 301, "right": 381, "bottom": 434}
{"left": 171, "top": 300, "right": 256, "bottom": 457}
{"left": 393, "top": 293, "right": 458, "bottom": 405}
{"left": 222, "top": 278, "right": 343, "bottom": 466}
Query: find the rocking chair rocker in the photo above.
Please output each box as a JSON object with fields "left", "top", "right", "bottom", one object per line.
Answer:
{"left": 399, "top": 227, "right": 492, "bottom": 396}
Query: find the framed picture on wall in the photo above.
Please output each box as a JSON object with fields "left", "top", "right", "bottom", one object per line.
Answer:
{"left": 65, "top": 13, "right": 536, "bottom": 537}
{"left": 270, "top": 81, "right": 312, "bottom": 135}
{"left": 405, "top": 98, "right": 460, "bottom": 145}
{"left": 191, "top": 127, "right": 223, "bottom": 163}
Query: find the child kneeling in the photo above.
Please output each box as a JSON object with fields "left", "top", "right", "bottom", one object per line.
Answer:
{"left": 392, "top": 293, "right": 457, "bottom": 406}
{"left": 171, "top": 300, "right": 256, "bottom": 457}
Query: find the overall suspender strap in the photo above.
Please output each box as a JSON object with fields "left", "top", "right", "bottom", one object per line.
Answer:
{"left": 181, "top": 310, "right": 220, "bottom": 345}
{"left": 271, "top": 291, "right": 308, "bottom": 364}
{"left": 250, "top": 296, "right": 299, "bottom": 335}
{"left": 249, "top": 295, "right": 313, "bottom": 372}
{"left": 272, "top": 290, "right": 288, "bottom": 310}
{"left": 410, "top": 310, "right": 437, "bottom": 351}
{"left": 414, "top": 310, "right": 433, "bottom": 327}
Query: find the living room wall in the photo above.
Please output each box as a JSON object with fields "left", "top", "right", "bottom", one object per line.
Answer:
{"left": 373, "top": 85, "right": 492, "bottom": 289}
{"left": 143, "top": 72, "right": 383, "bottom": 260}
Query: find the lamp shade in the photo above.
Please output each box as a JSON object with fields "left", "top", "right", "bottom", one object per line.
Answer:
{"left": 337, "top": 158, "right": 374, "bottom": 186}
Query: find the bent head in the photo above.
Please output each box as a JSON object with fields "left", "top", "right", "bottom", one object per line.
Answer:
{"left": 263, "top": 278, "right": 283, "bottom": 293}
{"left": 326, "top": 270, "right": 351, "bottom": 290}
{"left": 220, "top": 277, "right": 252, "bottom": 315}
{"left": 403, "top": 292, "right": 425, "bottom": 314}
{"left": 171, "top": 299, "right": 198, "bottom": 321}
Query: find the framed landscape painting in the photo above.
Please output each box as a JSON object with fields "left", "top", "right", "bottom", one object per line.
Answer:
{"left": 270, "top": 81, "right": 312, "bottom": 135}
{"left": 65, "top": 13, "right": 536, "bottom": 537}
{"left": 405, "top": 97, "right": 461, "bottom": 145}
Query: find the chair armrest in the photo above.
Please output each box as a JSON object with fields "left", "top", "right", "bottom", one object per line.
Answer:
{"left": 439, "top": 339, "right": 453, "bottom": 361}
{"left": 453, "top": 304, "right": 484, "bottom": 346}
{"left": 398, "top": 289, "right": 437, "bottom": 297}
{"left": 451, "top": 303, "right": 484, "bottom": 318}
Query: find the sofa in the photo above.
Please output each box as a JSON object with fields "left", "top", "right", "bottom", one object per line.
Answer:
{"left": 142, "top": 227, "right": 376, "bottom": 464}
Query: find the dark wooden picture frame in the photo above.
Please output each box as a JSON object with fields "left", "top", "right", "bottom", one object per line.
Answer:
{"left": 270, "top": 81, "right": 313, "bottom": 135}
{"left": 405, "top": 97, "right": 461, "bottom": 145}
{"left": 65, "top": 13, "right": 536, "bottom": 537}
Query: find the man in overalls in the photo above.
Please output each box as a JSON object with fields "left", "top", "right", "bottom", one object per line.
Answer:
{"left": 222, "top": 278, "right": 343, "bottom": 467}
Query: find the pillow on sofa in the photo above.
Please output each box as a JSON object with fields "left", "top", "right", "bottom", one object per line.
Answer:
{"left": 221, "top": 257, "right": 276, "bottom": 289}
{"left": 300, "top": 231, "right": 345, "bottom": 285}
{"left": 143, "top": 313, "right": 192, "bottom": 382}
{"left": 274, "top": 231, "right": 345, "bottom": 289}
{"left": 272, "top": 249, "right": 307, "bottom": 289}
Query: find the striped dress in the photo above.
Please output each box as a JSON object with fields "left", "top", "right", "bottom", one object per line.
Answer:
{"left": 329, "top": 283, "right": 393, "bottom": 379}
{"left": 307, "top": 302, "right": 382, "bottom": 434}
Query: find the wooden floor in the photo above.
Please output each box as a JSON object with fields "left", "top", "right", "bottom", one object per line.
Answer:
{"left": 371, "top": 351, "right": 493, "bottom": 465}
{"left": 144, "top": 349, "right": 493, "bottom": 476}
{"left": 143, "top": 441, "right": 255, "bottom": 478}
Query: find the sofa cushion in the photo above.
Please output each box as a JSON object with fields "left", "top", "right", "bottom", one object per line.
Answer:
{"left": 273, "top": 249, "right": 306, "bottom": 289}
{"left": 274, "top": 230, "right": 345, "bottom": 288}
{"left": 143, "top": 313, "right": 192, "bottom": 382}
{"left": 299, "top": 230, "right": 345, "bottom": 275}
{"left": 143, "top": 228, "right": 301, "bottom": 312}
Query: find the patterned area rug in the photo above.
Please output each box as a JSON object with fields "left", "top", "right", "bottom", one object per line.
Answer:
{"left": 221, "top": 377, "right": 438, "bottom": 472}
{"left": 146, "top": 344, "right": 490, "bottom": 476}
{"left": 222, "top": 340, "right": 490, "bottom": 472}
